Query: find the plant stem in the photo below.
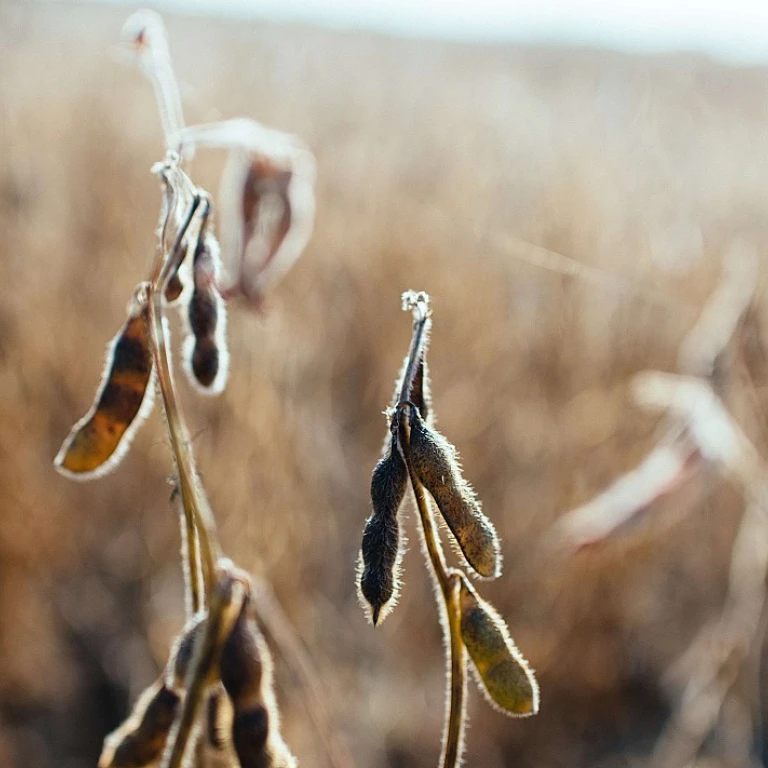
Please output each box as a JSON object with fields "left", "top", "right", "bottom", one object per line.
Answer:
{"left": 443, "top": 573, "right": 466, "bottom": 768}
{"left": 161, "top": 570, "right": 243, "bottom": 768}
{"left": 399, "top": 415, "right": 467, "bottom": 768}
{"left": 149, "top": 184, "right": 221, "bottom": 602}
{"left": 170, "top": 482, "right": 203, "bottom": 618}
{"left": 398, "top": 292, "right": 431, "bottom": 406}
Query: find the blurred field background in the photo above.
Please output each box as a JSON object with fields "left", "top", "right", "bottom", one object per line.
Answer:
{"left": 4, "top": 2, "right": 768, "bottom": 766}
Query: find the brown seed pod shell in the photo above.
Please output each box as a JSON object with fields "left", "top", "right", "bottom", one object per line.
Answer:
{"left": 220, "top": 591, "right": 297, "bottom": 768}
{"left": 408, "top": 410, "right": 501, "bottom": 578}
{"left": 182, "top": 235, "right": 229, "bottom": 395}
{"left": 167, "top": 613, "right": 207, "bottom": 690}
{"left": 55, "top": 299, "right": 154, "bottom": 480}
{"left": 458, "top": 574, "right": 539, "bottom": 717}
{"left": 358, "top": 441, "right": 408, "bottom": 625}
{"left": 99, "top": 679, "right": 180, "bottom": 767}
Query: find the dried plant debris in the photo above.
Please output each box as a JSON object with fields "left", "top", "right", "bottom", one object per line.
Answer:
{"left": 55, "top": 294, "right": 154, "bottom": 479}
{"left": 358, "top": 436, "right": 409, "bottom": 625}
{"left": 553, "top": 429, "right": 703, "bottom": 551}
{"left": 457, "top": 574, "right": 538, "bottom": 717}
{"left": 176, "top": 119, "right": 316, "bottom": 309}
{"left": 408, "top": 408, "right": 501, "bottom": 579}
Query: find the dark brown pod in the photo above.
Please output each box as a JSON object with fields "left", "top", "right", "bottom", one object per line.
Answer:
{"left": 191, "top": 336, "right": 220, "bottom": 389}
{"left": 99, "top": 680, "right": 180, "bottom": 767}
{"left": 408, "top": 409, "right": 501, "bottom": 578}
{"left": 182, "top": 235, "right": 229, "bottom": 395}
{"left": 220, "top": 592, "right": 296, "bottom": 768}
{"left": 358, "top": 440, "right": 408, "bottom": 625}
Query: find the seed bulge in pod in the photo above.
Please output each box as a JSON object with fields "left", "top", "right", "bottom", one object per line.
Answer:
{"left": 358, "top": 442, "right": 408, "bottom": 625}
{"left": 220, "top": 593, "right": 297, "bottom": 768}
{"left": 99, "top": 680, "right": 180, "bottom": 767}
{"left": 458, "top": 575, "right": 538, "bottom": 717}
{"left": 192, "top": 336, "right": 220, "bottom": 389}
{"left": 408, "top": 410, "right": 501, "bottom": 578}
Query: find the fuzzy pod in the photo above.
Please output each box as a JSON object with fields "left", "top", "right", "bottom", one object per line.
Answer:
{"left": 99, "top": 680, "right": 180, "bottom": 767}
{"left": 359, "top": 508, "right": 401, "bottom": 626}
{"left": 55, "top": 301, "right": 154, "bottom": 480}
{"left": 408, "top": 410, "right": 501, "bottom": 578}
{"left": 167, "top": 613, "right": 207, "bottom": 689}
{"left": 358, "top": 442, "right": 409, "bottom": 625}
{"left": 458, "top": 575, "right": 538, "bottom": 717}
{"left": 220, "top": 593, "right": 297, "bottom": 768}
{"left": 182, "top": 235, "right": 229, "bottom": 395}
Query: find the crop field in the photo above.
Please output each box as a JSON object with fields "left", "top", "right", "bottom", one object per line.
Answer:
{"left": 3, "top": 3, "right": 768, "bottom": 766}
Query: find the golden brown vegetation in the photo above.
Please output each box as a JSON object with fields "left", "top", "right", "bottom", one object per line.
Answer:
{"left": 3, "top": 2, "right": 768, "bottom": 766}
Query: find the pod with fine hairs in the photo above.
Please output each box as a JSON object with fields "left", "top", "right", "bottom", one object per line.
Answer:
{"left": 99, "top": 679, "right": 180, "bottom": 768}
{"left": 458, "top": 574, "right": 538, "bottom": 717}
{"left": 358, "top": 437, "right": 409, "bottom": 625}
{"left": 219, "top": 585, "right": 297, "bottom": 768}
{"left": 55, "top": 294, "right": 154, "bottom": 480}
{"left": 182, "top": 233, "right": 229, "bottom": 395}
{"left": 407, "top": 408, "right": 501, "bottom": 579}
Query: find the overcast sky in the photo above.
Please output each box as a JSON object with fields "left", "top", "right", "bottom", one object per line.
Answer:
{"left": 87, "top": 0, "right": 768, "bottom": 64}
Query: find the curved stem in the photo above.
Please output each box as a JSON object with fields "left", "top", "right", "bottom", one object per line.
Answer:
{"left": 161, "top": 571, "right": 243, "bottom": 768}
{"left": 399, "top": 416, "right": 466, "bottom": 768}
{"left": 443, "top": 574, "right": 466, "bottom": 768}
{"left": 170, "top": 482, "right": 202, "bottom": 618}
{"left": 149, "top": 187, "right": 221, "bottom": 601}
{"left": 398, "top": 292, "right": 431, "bottom": 406}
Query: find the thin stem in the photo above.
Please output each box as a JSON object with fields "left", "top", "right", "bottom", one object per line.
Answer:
{"left": 443, "top": 574, "right": 467, "bottom": 768}
{"left": 126, "top": 11, "right": 185, "bottom": 148}
{"left": 161, "top": 571, "right": 243, "bottom": 768}
{"left": 149, "top": 187, "right": 221, "bottom": 598}
{"left": 398, "top": 292, "right": 431, "bottom": 407}
{"left": 170, "top": 481, "right": 203, "bottom": 617}
{"left": 399, "top": 415, "right": 466, "bottom": 768}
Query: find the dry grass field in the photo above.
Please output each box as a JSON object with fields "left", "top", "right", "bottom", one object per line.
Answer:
{"left": 4, "top": 2, "right": 768, "bottom": 766}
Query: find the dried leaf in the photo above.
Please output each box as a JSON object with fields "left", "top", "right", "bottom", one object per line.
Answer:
{"left": 175, "top": 119, "right": 315, "bottom": 308}
{"left": 553, "top": 430, "right": 703, "bottom": 551}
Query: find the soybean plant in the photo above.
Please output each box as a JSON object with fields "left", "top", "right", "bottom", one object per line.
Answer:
{"left": 358, "top": 291, "right": 539, "bottom": 768}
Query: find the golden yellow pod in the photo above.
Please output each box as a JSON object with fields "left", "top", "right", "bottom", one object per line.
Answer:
{"left": 458, "top": 575, "right": 539, "bottom": 717}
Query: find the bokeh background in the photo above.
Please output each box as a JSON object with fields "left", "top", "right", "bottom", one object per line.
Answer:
{"left": 4, "top": 2, "right": 768, "bottom": 766}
